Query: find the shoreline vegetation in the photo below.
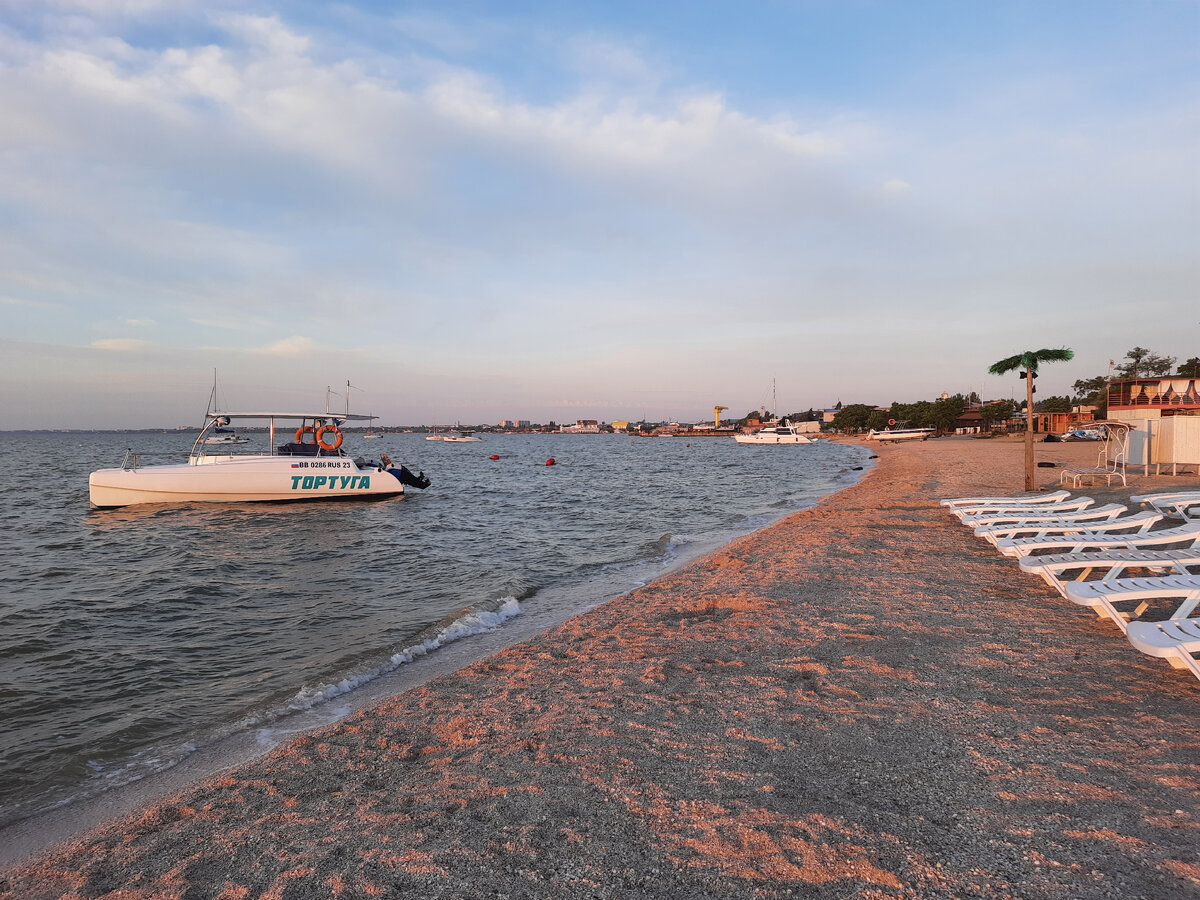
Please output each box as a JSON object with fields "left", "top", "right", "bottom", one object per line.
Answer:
{"left": 3, "top": 438, "right": 1198, "bottom": 898}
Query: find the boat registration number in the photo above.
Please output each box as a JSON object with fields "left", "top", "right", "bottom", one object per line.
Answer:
{"left": 293, "top": 461, "right": 352, "bottom": 468}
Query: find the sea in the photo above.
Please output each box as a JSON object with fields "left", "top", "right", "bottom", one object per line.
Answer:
{"left": 0, "top": 430, "right": 871, "bottom": 839}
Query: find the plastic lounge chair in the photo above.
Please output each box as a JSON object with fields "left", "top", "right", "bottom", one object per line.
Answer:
{"left": 1131, "top": 492, "right": 1200, "bottom": 522}
{"left": 1062, "top": 574, "right": 1200, "bottom": 634}
{"left": 960, "top": 502, "right": 1124, "bottom": 529}
{"left": 977, "top": 511, "right": 1160, "bottom": 548}
{"left": 1126, "top": 618, "right": 1200, "bottom": 681}
{"left": 995, "top": 521, "right": 1200, "bottom": 558}
{"left": 941, "top": 490, "right": 1071, "bottom": 509}
{"left": 1060, "top": 421, "right": 1131, "bottom": 488}
{"left": 1018, "top": 548, "right": 1200, "bottom": 597}
{"left": 949, "top": 497, "right": 1095, "bottom": 523}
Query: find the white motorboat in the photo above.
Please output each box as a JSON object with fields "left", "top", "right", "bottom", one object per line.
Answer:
{"left": 202, "top": 428, "right": 250, "bottom": 445}
{"left": 89, "top": 412, "right": 431, "bottom": 508}
{"left": 733, "top": 420, "right": 816, "bottom": 445}
{"left": 868, "top": 427, "right": 935, "bottom": 442}
{"left": 443, "top": 431, "right": 482, "bottom": 443}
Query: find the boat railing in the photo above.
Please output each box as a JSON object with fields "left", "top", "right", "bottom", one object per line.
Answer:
{"left": 121, "top": 448, "right": 139, "bottom": 470}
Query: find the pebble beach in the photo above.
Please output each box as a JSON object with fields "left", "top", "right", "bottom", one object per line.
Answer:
{"left": 3, "top": 437, "right": 1198, "bottom": 900}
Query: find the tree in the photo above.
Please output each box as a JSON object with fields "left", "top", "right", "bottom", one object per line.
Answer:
{"left": 931, "top": 395, "right": 966, "bottom": 432}
{"left": 1037, "top": 395, "right": 1072, "bottom": 413}
{"left": 1072, "top": 375, "right": 1108, "bottom": 417}
{"left": 981, "top": 400, "right": 1015, "bottom": 426}
{"left": 830, "top": 404, "right": 874, "bottom": 432}
{"left": 1177, "top": 357, "right": 1200, "bottom": 378}
{"left": 988, "top": 348, "right": 1075, "bottom": 490}
{"left": 1116, "top": 346, "right": 1176, "bottom": 378}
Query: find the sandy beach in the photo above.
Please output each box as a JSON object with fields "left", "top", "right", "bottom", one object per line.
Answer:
{"left": 3, "top": 436, "right": 1198, "bottom": 900}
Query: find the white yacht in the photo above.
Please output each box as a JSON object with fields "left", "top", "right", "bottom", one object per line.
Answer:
{"left": 89, "top": 412, "right": 431, "bottom": 508}
{"left": 443, "top": 431, "right": 482, "bottom": 443}
{"left": 733, "top": 420, "right": 816, "bottom": 445}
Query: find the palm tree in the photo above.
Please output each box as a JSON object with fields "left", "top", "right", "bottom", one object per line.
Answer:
{"left": 988, "top": 348, "right": 1075, "bottom": 490}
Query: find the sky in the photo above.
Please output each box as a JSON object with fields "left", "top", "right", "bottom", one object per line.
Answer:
{"left": 0, "top": 0, "right": 1197, "bottom": 428}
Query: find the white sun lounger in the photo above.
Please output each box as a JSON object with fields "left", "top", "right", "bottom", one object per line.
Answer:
{"left": 1131, "top": 491, "right": 1200, "bottom": 522}
{"left": 961, "top": 502, "right": 1124, "bottom": 529}
{"left": 950, "top": 497, "right": 1095, "bottom": 523}
{"left": 941, "top": 490, "right": 1071, "bottom": 509}
{"left": 977, "top": 511, "right": 1161, "bottom": 548}
{"left": 1018, "top": 548, "right": 1200, "bottom": 597}
{"left": 1062, "top": 574, "right": 1200, "bottom": 634}
{"left": 1126, "top": 618, "right": 1200, "bottom": 682}
{"left": 995, "top": 522, "right": 1200, "bottom": 558}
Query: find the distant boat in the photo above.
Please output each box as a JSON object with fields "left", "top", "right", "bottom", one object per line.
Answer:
{"left": 203, "top": 428, "right": 250, "bottom": 445}
{"left": 733, "top": 420, "right": 815, "bottom": 445}
{"left": 868, "top": 427, "right": 935, "bottom": 442}
{"left": 361, "top": 429, "right": 384, "bottom": 440}
{"left": 443, "top": 431, "right": 482, "bottom": 443}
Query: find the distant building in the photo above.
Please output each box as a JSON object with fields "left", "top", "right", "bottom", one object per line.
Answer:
{"left": 1105, "top": 376, "right": 1200, "bottom": 425}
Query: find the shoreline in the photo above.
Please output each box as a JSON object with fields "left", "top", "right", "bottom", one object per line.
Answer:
{"left": 0, "top": 443, "right": 874, "bottom": 870}
{"left": 3, "top": 438, "right": 1198, "bottom": 898}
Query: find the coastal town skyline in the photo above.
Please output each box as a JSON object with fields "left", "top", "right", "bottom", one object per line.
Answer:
{"left": 1, "top": 1, "right": 1196, "bottom": 428}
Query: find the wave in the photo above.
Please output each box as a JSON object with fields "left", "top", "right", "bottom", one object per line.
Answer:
{"left": 270, "top": 597, "right": 523, "bottom": 718}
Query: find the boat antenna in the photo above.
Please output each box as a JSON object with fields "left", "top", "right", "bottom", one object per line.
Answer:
{"left": 203, "top": 368, "right": 220, "bottom": 423}
{"left": 345, "top": 380, "right": 365, "bottom": 418}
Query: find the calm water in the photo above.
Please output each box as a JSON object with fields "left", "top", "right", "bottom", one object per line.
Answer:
{"left": 0, "top": 431, "right": 870, "bottom": 828}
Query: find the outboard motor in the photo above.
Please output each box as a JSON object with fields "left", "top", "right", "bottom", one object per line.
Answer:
{"left": 391, "top": 465, "right": 431, "bottom": 490}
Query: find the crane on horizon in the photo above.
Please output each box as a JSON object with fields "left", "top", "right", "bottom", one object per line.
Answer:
{"left": 714, "top": 405, "right": 729, "bottom": 429}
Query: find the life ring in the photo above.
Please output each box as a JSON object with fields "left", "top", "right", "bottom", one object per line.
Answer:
{"left": 316, "top": 424, "right": 343, "bottom": 451}
{"left": 295, "top": 425, "right": 315, "bottom": 444}
{"left": 888, "top": 418, "right": 896, "bottom": 426}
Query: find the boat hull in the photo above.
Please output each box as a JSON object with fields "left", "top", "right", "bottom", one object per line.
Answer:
{"left": 733, "top": 434, "right": 813, "bottom": 444}
{"left": 868, "top": 429, "right": 934, "bottom": 442}
{"left": 89, "top": 456, "right": 404, "bottom": 508}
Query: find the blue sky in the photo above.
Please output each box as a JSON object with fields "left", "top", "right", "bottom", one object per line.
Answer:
{"left": 1, "top": 1, "right": 1196, "bottom": 427}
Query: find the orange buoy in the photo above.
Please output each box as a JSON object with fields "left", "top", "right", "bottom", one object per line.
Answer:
{"left": 545, "top": 458, "right": 555, "bottom": 466}
{"left": 295, "top": 425, "right": 315, "bottom": 444}
{"left": 315, "top": 424, "right": 343, "bottom": 451}
{"left": 489, "top": 454, "right": 499, "bottom": 460}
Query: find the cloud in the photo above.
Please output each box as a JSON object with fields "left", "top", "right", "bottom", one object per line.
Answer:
{"left": 251, "top": 336, "right": 316, "bottom": 357}
{"left": 123, "top": 317, "right": 154, "bottom": 326}
{"left": 880, "top": 179, "right": 912, "bottom": 196}
{"left": 91, "top": 338, "right": 154, "bottom": 351}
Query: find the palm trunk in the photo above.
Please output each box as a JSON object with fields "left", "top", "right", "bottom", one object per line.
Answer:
{"left": 1025, "top": 373, "right": 1035, "bottom": 491}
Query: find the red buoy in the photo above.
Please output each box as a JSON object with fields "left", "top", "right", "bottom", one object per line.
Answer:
{"left": 489, "top": 454, "right": 499, "bottom": 460}
{"left": 545, "top": 458, "right": 556, "bottom": 466}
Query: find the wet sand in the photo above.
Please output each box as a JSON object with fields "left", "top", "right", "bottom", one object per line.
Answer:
{"left": 3, "top": 437, "right": 1198, "bottom": 899}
